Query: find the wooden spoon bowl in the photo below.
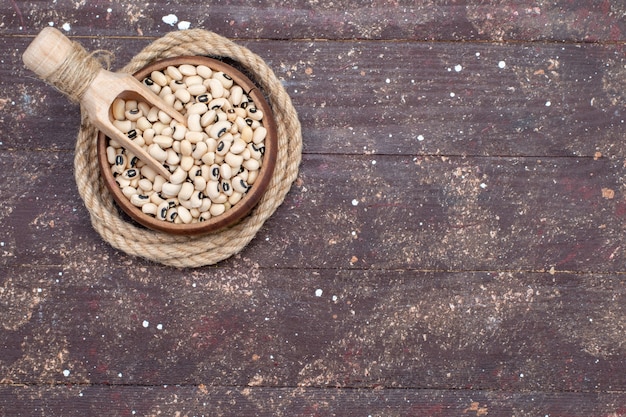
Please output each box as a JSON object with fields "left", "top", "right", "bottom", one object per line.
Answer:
{"left": 97, "top": 56, "right": 278, "bottom": 235}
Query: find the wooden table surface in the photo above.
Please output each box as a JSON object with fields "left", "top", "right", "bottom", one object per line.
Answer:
{"left": 2, "top": 1, "right": 626, "bottom": 416}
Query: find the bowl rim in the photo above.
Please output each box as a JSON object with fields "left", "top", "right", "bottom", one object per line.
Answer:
{"left": 97, "top": 55, "right": 278, "bottom": 235}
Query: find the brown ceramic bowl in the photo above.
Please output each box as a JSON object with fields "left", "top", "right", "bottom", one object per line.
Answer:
{"left": 97, "top": 56, "right": 277, "bottom": 235}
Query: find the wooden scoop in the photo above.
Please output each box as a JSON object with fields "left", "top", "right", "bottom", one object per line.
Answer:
{"left": 22, "top": 27, "right": 184, "bottom": 180}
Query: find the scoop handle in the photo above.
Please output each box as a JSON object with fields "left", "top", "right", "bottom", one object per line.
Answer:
{"left": 23, "top": 27, "right": 94, "bottom": 80}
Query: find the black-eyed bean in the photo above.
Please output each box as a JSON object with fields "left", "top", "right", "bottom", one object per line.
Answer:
{"left": 200, "top": 109, "right": 217, "bottom": 127}
{"left": 243, "top": 158, "right": 260, "bottom": 172}
{"left": 214, "top": 72, "right": 234, "bottom": 89}
{"left": 130, "top": 193, "right": 150, "bottom": 207}
{"left": 232, "top": 176, "right": 249, "bottom": 194}
{"left": 140, "top": 165, "right": 157, "bottom": 182}
{"left": 224, "top": 152, "right": 244, "bottom": 171}
{"left": 193, "top": 175, "right": 207, "bottom": 191}
{"left": 229, "top": 85, "right": 244, "bottom": 106}
{"left": 165, "top": 65, "right": 183, "bottom": 81}
{"left": 158, "top": 110, "right": 172, "bottom": 124}
{"left": 247, "top": 107, "right": 263, "bottom": 121}
{"left": 187, "top": 102, "right": 208, "bottom": 115}
{"left": 199, "top": 211, "right": 211, "bottom": 221}
{"left": 216, "top": 136, "right": 233, "bottom": 156}
{"left": 114, "top": 152, "right": 127, "bottom": 169}
{"left": 143, "top": 128, "right": 155, "bottom": 145}
{"left": 136, "top": 116, "right": 152, "bottom": 132}
{"left": 141, "top": 202, "right": 158, "bottom": 216}
{"left": 197, "top": 65, "right": 212, "bottom": 79}
{"left": 146, "top": 106, "right": 160, "bottom": 122}
{"left": 240, "top": 125, "right": 253, "bottom": 143}
{"left": 209, "top": 203, "right": 226, "bottom": 216}
{"left": 125, "top": 108, "right": 142, "bottom": 121}
{"left": 229, "top": 191, "right": 243, "bottom": 205}
{"left": 247, "top": 169, "right": 259, "bottom": 185}
{"left": 252, "top": 126, "right": 267, "bottom": 144}
{"left": 156, "top": 201, "right": 169, "bottom": 220}
{"left": 177, "top": 205, "right": 192, "bottom": 224}
{"left": 174, "top": 100, "right": 184, "bottom": 112}
{"left": 248, "top": 143, "right": 264, "bottom": 160}
{"left": 138, "top": 178, "right": 153, "bottom": 192}
{"left": 179, "top": 139, "right": 193, "bottom": 156}
{"left": 138, "top": 101, "right": 151, "bottom": 115}
{"left": 221, "top": 179, "right": 233, "bottom": 196}
{"left": 174, "top": 88, "right": 191, "bottom": 103}
{"left": 148, "top": 143, "right": 168, "bottom": 162}
{"left": 113, "top": 119, "right": 132, "bottom": 133}
{"left": 190, "top": 191, "right": 204, "bottom": 209}
{"left": 199, "top": 198, "right": 212, "bottom": 213}
{"left": 178, "top": 181, "right": 195, "bottom": 201}
{"left": 216, "top": 110, "right": 228, "bottom": 122}
{"left": 106, "top": 146, "right": 117, "bottom": 165}
{"left": 185, "top": 131, "right": 204, "bottom": 144}
{"left": 207, "top": 78, "right": 224, "bottom": 98}
{"left": 167, "top": 207, "right": 178, "bottom": 222}
{"left": 150, "top": 193, "right": 165, "bottom": 206}
{"left": 158, "top": 85, "right": 173, "bottom": 99}
{"left": 127, "top": 153, "right": 139, "bottom": 167}
{"left": 180, "top": 155, "right": 195, "bottom": 172}
{"left": 153, "top": 135, "right": 173, "bottom": 148}
{"left": 229, "top": 138, "right": 247, "bottom": 154}
{"left": 122, "top": 168, "right": 139, "bottom": 180}
{"left": 172, "top": 123, "right": 187, "bottom": 141}
{"left": 169, "top": 167, "right": 187, "bottom": 185}
{"left": 208, "top": 164, "right": 221, "bottom": 181}
{"left": 188, "top": 84, "right": 207, "bottom": 96}
{"left": 209, "top": 97, "right": 230, "bottom": 111}
{"left": 196, "top": 93, "right": 210, "bottom": 104}
{"left": 115, "top": 176, "right": 131, "bottom": 188}
{"left": 179, "top": 64, "right": 197, "bottom": 76}
{"left": 166, "top": 149, "right": 180, "bottom": 166}
{"left": 188, "top": 113, "right": 203, "bottom": 132}
{"left": 184, "top": 75, "right": 203, "bottom": 86}
{"left": 122, "top": 186, "right": 138, "bottom": 199}
{"left": 112, "top": 98, "right": 126, "bottom": 120}
{"left": 152, "top": 175, "right": 166, "bottom": 193}
{"left": 162, "top": 182, "right": 182, "bottom": 198}
{"left": 169, "top": 80, "right": 185, "bottom": 92}
{"left": 209, "top": 121, "right": 232, "bottom": 140}
{"left": 201, "top": 151, "right": 216, "bottom": 165}
{"left": 151, "top": 70, "right": 168, "bottom": 86}
{"left": 191, "top": 141, "right": 207, "bottom": 158}
{"left": 220, "top": 163, "right": 232, "bottom": 180}
{"left": 206, "top": 180, "right": 221, "bottom": 201}
{"left": 162, "top": 93, "right": 175, "bottom": 107}
{"left": 234, "top": 108, "right": 247, "bottom": 118}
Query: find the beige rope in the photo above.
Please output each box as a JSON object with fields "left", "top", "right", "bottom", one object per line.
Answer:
{"left": 73, "top": 30, "right": 302, "bottom": 267}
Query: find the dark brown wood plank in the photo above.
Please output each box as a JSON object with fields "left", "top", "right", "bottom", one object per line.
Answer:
{"left": 2, "top": 265, "right": 626, "bottom": 392}
{"left": 2, "top": 385, "right": 626, "bottom": 416}
{"left": 3, "top": 37, "right": 624, "bottom": 158}
{"left": 2, "top": 151, "right": 626, "bottom": 272}
{"left": 2, "top": 0, "right": 625, "bottom": 42}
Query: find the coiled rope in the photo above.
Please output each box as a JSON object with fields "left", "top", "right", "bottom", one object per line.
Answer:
{"left": 73, "top": 29, "right": 302, "bottom": 267}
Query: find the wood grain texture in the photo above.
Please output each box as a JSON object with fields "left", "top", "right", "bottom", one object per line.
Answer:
{"left": 2, "top": 386, "right": 626, "bottom": 416}
{"left": 1, "top": 0, "right": 626, "bottom": 415}
{"left": 2, "top": 0, "right": 625, "bottom": 42}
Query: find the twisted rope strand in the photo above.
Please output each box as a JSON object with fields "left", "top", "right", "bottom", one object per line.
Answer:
{"left": 73, "top": 30, "right": 302, "bottom": 267}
